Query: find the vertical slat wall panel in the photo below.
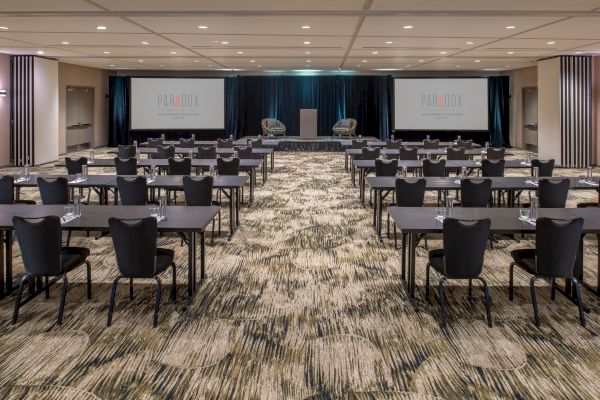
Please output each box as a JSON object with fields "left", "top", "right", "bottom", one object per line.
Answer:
{"left": 10, "top": 55, "right": 34, "bottom": 166}
{"left": 560, "top": 56, "right": 592, "bottom": 168}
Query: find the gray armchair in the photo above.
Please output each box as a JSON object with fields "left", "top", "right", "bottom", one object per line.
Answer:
{"left": 261, "top": 118, "right": 286, "bottom": 137}
{"left": 332, "top": 118, "right": 357, "bottom": 137}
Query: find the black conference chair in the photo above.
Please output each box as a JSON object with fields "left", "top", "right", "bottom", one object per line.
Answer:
{"left": 422, "top": 159, "right": 446, "bottom": 177}
{"left": 117, "top": 176, "right": 148, "bottom": 205}
{"left": 509, "top": 217, "right": 585, "bottom": 327}
{"left": 117, "top": 145, "right": 136, "bottom": 158}
{"left": 65, "top": 156, "right": 92, "bottom": 202}
{"left": 217, "top": 138, "right": 233, "bottom": 148}
{"left": 399, "top": 147, "right": 418, "bottom": 160}
{"left": 179, "top": 138, "right": 195, "bottom": 148}
{"left": 361, "top": 147, "right": 380, "bottom": 161}
{"left": 538, "top": 178, "right": 570, "bottom": 208}
{"left": 0, "top": 176, "right": 36, "bottom": 205}
{"left": 532, "top": 159, "right": 555, "bottom": 177}
{"left": 482, "top": 159, "right": 505, "bottom": 177}
{"left": 183, "top": 175, "right": 219, "bottom": 244}
{"left": 423, "top": 139, "right": 440, "bottom": 149}
{"left": 426, "top": 218, "right": 492, "bottom": 327}
{"left": 114, "top": 157, "right": 138, "bottom": 175}
{"left": 168, "top": 157, "right": 192, "bottom": 175}
{"left": 351, "top": 139, "right": 368, "bottom": 149}
{"left": 447, "top": 147, "right": 467, "bottom": 161}
{"left": 197, "top": 146, "right": 217, "bottom": 160}
{"left": 249, "top": 139, "right": 264, "bottom": 148}
{"left": 147, "top": 138, "right": 164, "bottom": 148}
{"left": 107, "top": 217, "right": 177, "bottom": 327}
{"left": 393, "top": 178, "right": 427, "bottom": 265}
{"left": 152, "top": 145, "right": 175, "bottom": 160}
{"left": 456, "top": 139, "right": 473, "bottom": 149}
{"left": 235, "top": 146, "right": 258, "bottom": 159}
{"left": 217, "top": 157, "right": 240, "bottom": 176}
{"left": 486, "top": 147, "right": 506, "bottom": 160}
{"left": 375, "top": 159, "right": 398, "bottom": 176}
{"left": 460, "top": 179, "right": 492, "bottom": 207}
{"left": 386, "top": 139, "right": 403, "bottom": 149}
{"left": 12, "top": 216, "right": 92, "bottom": 325}
{"left": 38, "top": 177, "right": 69, "bottom": 205}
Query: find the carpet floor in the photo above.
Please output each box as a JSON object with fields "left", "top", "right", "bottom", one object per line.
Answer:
{"left": 0, "top": 149, "right": 599, "bottom": 399}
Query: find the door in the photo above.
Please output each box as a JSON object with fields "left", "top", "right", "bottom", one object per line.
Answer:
{"left": 522, "top": 87, "right": 538, "bottom": 152}
{"left": 66, "top": 86, "right": 94, "bottom": 150}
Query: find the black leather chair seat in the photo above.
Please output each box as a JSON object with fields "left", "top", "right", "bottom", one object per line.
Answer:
{"left": 510, "top": 248, "right": 536, "bottom": 274}
{"left": 428, "top": 249, "right": 444, "bottom": 274}
{"left": 61, "top": 247, "right": 91, "bottom": 272}
{"left": 155, "top": 248, "right": 175, "bottom": 273}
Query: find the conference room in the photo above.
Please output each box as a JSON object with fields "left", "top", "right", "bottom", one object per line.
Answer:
{"left": 1, "top": 1, "right": 600, "bottom": 399}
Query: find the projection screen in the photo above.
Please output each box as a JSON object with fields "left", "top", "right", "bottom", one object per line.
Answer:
{"left": 394, "top": 78, "right": 488, "bottom": 131}
{"left": 130, "top": 78, "right": 225, "bottom": 130}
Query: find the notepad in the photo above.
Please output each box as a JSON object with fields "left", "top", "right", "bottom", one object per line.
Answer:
{"left": 60, "top": 214, "right": 78, "bottom": 224}
{"left": 15, "top": 177, "right": 29, "bottom": 183}
{"left": 68, "top": 178, "right": 86, "bottom": 184}
{"left": 525, "top": 180, "right": 538, "bottom": 186}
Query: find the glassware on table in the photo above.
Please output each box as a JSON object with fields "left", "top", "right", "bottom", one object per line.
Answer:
{"left": 485, "top": 141, "right": 490, "bottom": 149}
{"left": 530, "top": 196, "right": 539, "bottom": 221}
{"left": 525, "top": 152, "right": 531, "bottom": 164}
{"left": 136, "top": 149, "right": 141, "bottom": 161}
{"left": 391, "top": 134, "right": 395, "bottom": 141}
{"left": 150, "top": 165, "right": 156, "bottom": 180}
{"left": 161, "top": 133, "right": 165, "bottom": 140}
{"left": 73, "top": 193, "right": 82, "bottom": 217}
{"left": 192, "top": 134, "right": 196, "bottom": 141}
{"left": 426, "top": 134, "right": 430, "bottom": 140}
{"left": 457, "top": 135, "right": 461, "bottom": 141}
{"left": 158, "top": 194, "right": 167, "bottom": 219}
{"left": 461, "top": 166, "right": 467, "bottom": 180}
{"left": 587, "top": 166, "right": 593, "bottom": 182}
{"left": 76, "top": 172, "right": 83, "bottom": 182}
{"left": 229, "top": 134, "right": 233, "bottom": 140}
{"left": 519, "top": 208, "right": 530, "bottom": 221}
{"left": 436, "top": 207, "right": 446, "bottom": 221}
{"left": 579, "top": 175, "right": 586, "bottom": 183}
{"left": 149, "top": 205, "right": 160, "bottom": 218}
{"left": 64, "top": 205, "right": 74, "bottom": 217}
{"left": 401, "top": 166, "right": 407, "bottom": 179}
{"left": 188, "top": 150, "right": 194, "bottom": 159}
{"left": 133, "top": 140, "right": 138, "bottom": 148}
{"left": 233, "top": 150, "right": 238, "bottom": 159}
{"left": 532, "top": 166, "right": 539, "bottom": 184}
{"left": 209, "top": 165, "right": 215, "bottom": 176}
{"left": 89, "top": 150, "right": 95, "bottom": 163}
{"left": 82, "top": 165, "right": 88, "bottom": 180}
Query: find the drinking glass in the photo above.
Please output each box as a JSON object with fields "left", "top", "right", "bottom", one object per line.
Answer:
{"left": 76, "top": 172, "right": 83, "bottom": 181}
{"left": 64, "top": 205, "right": 74, "bottom": 217}
{"left": 436, "top": 208, "right": 446, "bottom": 220}
{"left": 519, "top": 208, "right": 530, "bottom": 220}
{"left": 587, "top": 166, "right": 593, "bottom": 182}
{"left": 532, "top": 166, "right": 539, "bottom": 184}
{"left": 82, "top": 165, "right": 88, "bottom": 179}
{"left": 149, "top": 205, "right": 160, "bottom": 218}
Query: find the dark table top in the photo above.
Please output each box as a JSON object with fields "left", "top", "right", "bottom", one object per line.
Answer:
{"left": 346, "top": 148, "right": 508, "bottom": 156}
{"left": 0, "top": 204, "right": 219, "bottom": 232}
{"left": 55, "top": 158, "right": 263, "bottom": 169}
{"left": 124, "top": 147, "right": 273, "bottom": 155}
{"left": 341, "top": 141, "right": 482, "bottom": 148}
{"left": 353, "top": 159, "right": 537, "bottom": 169}
{"left": 140, "top": 140, "right": 279, "bottom": 148}
{"left": 388, "top": 207, "right": 600, "bottom": 234}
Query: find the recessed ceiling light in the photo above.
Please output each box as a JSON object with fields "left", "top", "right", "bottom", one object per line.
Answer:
{"left": 212, "top": 40, "right": 219, "bottom": 43}
{"left": 505, "top": 65, "right": 511, "bottom": 67}
{"left": 103, "top": 51, "right": 110, "bottom": 54}
{"left": 507, "top": 51, "right": 515, "bottom": 55}
{"left": 371, "top": 51, "right": 378, "bottom": 55}
{"left": 575, "top": 51, "right": 582, "bottom": 54}
{"left": 138, "top": 59, "right": 144, "bottom": 62}
{"left": 237, "top": 51, "right": 244, "bottom": 54}
{"left": 198, "top": 25, "right": 208, "bottom": 29}
{"left": 506, "top": 25, "right": 516, "bottom": 29}
{"left": 466, "top": 41, "right": 474, "bottom": 45}
{"left": 306, "top": 60, "right": 311, "bottom": 63}
{"left": 169, "top": 51, "right": 177, "bottom": 54}
{"left": 304, "top": 41, "right": 311, "bottom": 45}
{"left": 36, "top": 50, "right": 44, "bottom": 55}
{"left": 208, "top": 64, "right": 213, "bottom": 67}
{"left": 301, "top": 25, "right": 311, "bottom": 29}
{"left": 109, "top": 64, "right": 115, "bottom": 67}
{"left": 141, "top": 41, "right": 150, "bottom": 45}
{"left": 403, "top": 25, "right": 414, "bottom": 29}
{"left": 419, "top": 59, "right": 424, "bottom": 63}
{"left": 250, "top": 59, "right": 256, "bottom": 63}
{"left": 474, "top": 59, "right": 481, "bottom": 63}
{"left": 385, "top": 41, "right": 393, "bottom": 44}
{"left": 440, "top": 51, "right": 447, "bottom": 55}
{"left": 159, "top": 64, "right": 164, "bottom": 67}
{"left": 305, "top": 51, "right": 311, "bottom": 54}
{"left": 96, "top": 26, "right": 107, "bottom": 30}
{"left": 547, "top": 41, "right": 556, "bottom": 45}
{"left": 61, "top": 41, "right": 70, "bottom": 45}
{"left": 0, "top": 27, "right": 8, "bottom": 30}
{"left": 456, "top": 65, "right": 461, "bottom": 68}
{"left": 362, "top": 59, "right": 368, "bottom": 63}
{"left": 221, "top": 41, "right": 229, "bottom": 45}
{"left": 406, "top": 64, "right": 411, "bottom": 68}
{"left": 194, "top": 60, "right": 199, "bottom": 63}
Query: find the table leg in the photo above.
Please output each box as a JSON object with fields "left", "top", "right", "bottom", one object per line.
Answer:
{"left": 408, "top": 233, "right": 417, "bottom": 298}
{"left": 262, "top": 157, "right": 267, "bottom": 184}
{"left": 271, "top": 151, "right": 274, "bottom": 171}
{"left": 5, "top": 230, "right": 12, "bottom": 292}
{"left": 377, "top": 190, "right": 386, "bottom": 242}
{"left": 228, "top": 188, "right": 235, "bottom": 240}
{"left": 250, "top": 167, "right": 255, "bottom": 205}
{"left": 200, "top": 230, "right": 206, "bottom": 280}
{"left": 360, "top": 169, "right": 365, "bottom": 205}
{"left": 236, "top": 187, "right": 241, "bottom": 227}
{"left": 0, "top": 230, "right": 4, "bottom": 297}
{"left": 372, "top": 189, "right": 377, "bottom": 228}
{"left": 345, "top": 153, "right": 348, "bottom": 172}
{"left": 401, "top": 233, "right": 407, "bottom": 280}
{"left": 15, "top": 186, "right": 21, "bottom": 201}
{"left": 187, "top": 231, "right": 196, "bottom": 297}
{"left": 351, "top": 158, "right": 356, "bottom": 187}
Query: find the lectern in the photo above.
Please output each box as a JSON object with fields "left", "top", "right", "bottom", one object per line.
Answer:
{"left": 300, "top": 109, "right": 317, "bottom": 139}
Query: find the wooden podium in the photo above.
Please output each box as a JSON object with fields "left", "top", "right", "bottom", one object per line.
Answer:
{"left": 300, "top": 109, "right": 317, "bottom": 139}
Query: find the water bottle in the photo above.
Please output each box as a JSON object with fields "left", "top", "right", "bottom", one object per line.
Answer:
{"left": 532, "top": 166, "right": 539, "bottom": 184}
{"left": 461, "top": 166, "right": 467, "bottom": 180}
{"left": 82, "top": 165, "right": 88, "bottom": 180}
{"left": 159, "top": 194, "right": 167, "bottom": 219}
{"left": 73, "top": 193, "right": 82, "bottom": 217}
{"left": 136, "top": 149, "right": 141, "bottom": 161}
{"left": 530, "top": 196, "right": 539, "bottom": 221}
{"left": 445, "top": 194, "right": 455, "bottom": 217}
{"left": 209, "top": 165, "right": 215, "bottom": 176}
{"left": 402, "top": 166, "right": 407, "bottom": 179}
{"left": 89, "top": 150, "right": 95, "bottom": 163}
{"left": 150, "top": 164, "right": 156, "bottom": 180}
{"left": 133, "top": 140, "right": 138, "bottom": 148}
{"left": 24, "top": 163, "right": 30, "bottom": 180}
{"left": 587, "top": 166, "right": 593, "bottom": 182}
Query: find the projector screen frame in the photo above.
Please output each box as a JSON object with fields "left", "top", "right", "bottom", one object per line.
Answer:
{"left": 392, "top": 77, "right": 490, "bottom": 132}
{"left": 128, "top": 76, "right": 226, "bottom": 131}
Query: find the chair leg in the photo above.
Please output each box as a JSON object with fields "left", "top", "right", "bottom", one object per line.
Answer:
{"left": 530, "top": 276, "right": 540, "bottom": 327}
{"left": 478, "top": 277, "right": 493, "bottom": 328}
{"left": 57, "top": 274, "right": 68, "bottom": 325}
{"left": 66, "top": 230, "right": 72, "bottom": 247}
{"left": 171, "top": 263, "right": 177, "bottom": 301}
{"left": 425, "top": 263, "right": 431, "bottom": 298}
{"left": 85, "top": 261, "right": 92, "bottom": 299}
{"left": 12, "top": 275, "right": 28, "bottom": 324}
{"left": 468, "top": 279, "right": 473, "bottom": 300}
{"left": 509, "top": 262, "right": 515, "bottom": 301}
{"left": 438, "top": 278, "right": 447, "bottom": 327}
{"left": 550, "top": 277, "right": 556, "bottom": 300}
{"left": 211, "top": 219, "right": 215, "bottom": 246}
{"left": 153, "top": 276, "right": 162, "bottom": 327}
{"left": 129, "top": 278, "right": 134, "bottom": 300}
{"left": 393, "top": 223, "right": 398, "bottom": 250}
{"left": 45, "top": 276, "right": 50, "bottom": 299}
{"left": 570, "top": 277, "right": 586, "bottom": 328}
{"left": 107, "top": 276, "right": 121, "bottom": 327}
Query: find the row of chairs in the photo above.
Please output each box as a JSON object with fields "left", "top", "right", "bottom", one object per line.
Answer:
{"left": 352, "top": 138, "right": 477, "bottom": 150}
{"left": 145, "top": 138, "right": 265, "bottom": 149}
{"left": 356, "top": 146, "right": 506, "bottom": 161}
{"left": 10, "top": 175, "right": 218, "bottom": 327}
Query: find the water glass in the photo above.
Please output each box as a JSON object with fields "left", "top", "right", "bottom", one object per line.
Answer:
{"left": 76, "top": 172, "right": 83, "bottom": 182}
{"left": 391, "top": 134, "right": 395, "bottom": 141}
{"left": 579, "top": 175, "right": 586, "bottom": 183}
{"left": 530, "top": 197, "right": 539, "bottom": 220}
{"left": 229, "top": 135, "right": 233, "bottom": 140}
{"left": 457, "top": 135, "right": 461, "bottom": 141}
{"left": 436, "top": 208, "right": 446, "bottom": 220}
{"left": 587, "top": 166, "right": 593, "bottom": 182}
{"left": 532, "top": 166, "right": 539, "bottom": 184}
{"left": 209, "top": 165, "right": 215, "bottom": 176}
{"left": 161, "top": 133, "right": 165, "bottom": 140}
{"left": 401, "top": 166, "right": 407, "bottom": 179}
{"left": 485, "top": 141, "right": 490, "bottom": 149}
{"left": 461, "top": 166, "right": 467, "bottom": 179}
{"left": 188, "top": 150, "right": 194, "bottom": 159}
{"left": 82, "top": 165, "right": 88, "bottom": 179}
{"left": 136, "top": 149, "right": 141, "bottom": 161}
{"left": 73, "top": 193, "right": 82, "bottom": 216}
{"left": 133, "top": 140, "right": 138, "bottom": 148}
{"left": 149, "top": 205, "right": 160, "bottom": 218}
{"left": 64, "top": 205, "right": 74, "bottom": 217}
{"left": 426, "top": 135, "right": 430, "bottom": 140}
{"left": 89, "top": 150, "right": 95, "bottom": 162}
{"left": 159, "top": 194, "right": 167, "bottom": 219}
{"left": 445, "top": 194, "right": 455, "bottom": 209}
{"left": 525, "top": 153, "right": 531, "bottom": 163}
{"left": 233, "top": 150, "right": 238, "bottom": 159}
{"left": 150, "top": 165, "right": 156, "bottom": 179}
{"left": 519, "top": 208, "right": 530, "bottom": 221}
{"left": 192, "top": 134, "right": 196, "bottom": 141}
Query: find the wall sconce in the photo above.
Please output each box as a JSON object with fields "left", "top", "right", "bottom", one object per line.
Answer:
{"left": 0, "top": 89, "right": 7, "bottom": 97}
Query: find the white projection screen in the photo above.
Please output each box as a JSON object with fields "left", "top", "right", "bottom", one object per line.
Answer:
{"left": 394, "top": 78, "right": 488, "bottom": 131}
{"left": 130, "top": 78, "right": 225, "bottom": 130}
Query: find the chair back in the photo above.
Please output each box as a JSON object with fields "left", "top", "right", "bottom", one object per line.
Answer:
{"left": 532, "top": 159, "right": 555, "bottom": 177}
{"left": 351, "top": 139, "right": 368, "bottom": 149}
{"left": 482, "top": 159, "right": 505, "bottom": 177}
{"left": 442, "top": 218, "right": 491, "bottom": 278}
{"left": 395, "top": 178, "right": 426, "bottom": 207}
{"left": 183, "top": 176, "right": 213, "bottom": 206}
{"left": 217, "top": 157, "right": 240, "bottom": 175}
{"left": 65, "top": 157, "right": 87, "bottom": 174}
{"left": 13, "top": 216, "right": 63, "bottom": 276}
{"left": 114, "top": 157, "right": 138, "bottom": 175}
{"left": 486, "top": 147, "right": 505, "bottom": 160}
{"left": 423, "top": 139, "right": 440, "bottom": 149}
{"left": 37, "top": 177, "right": 69, "bottom": 205}
{"left": 217, "top": 138, "right": 233, "bottom": 148}
{"left": 147, "top": 138, "right": 164, "bottom": 148}
{"left": 168, "top": 157, "right": 191, "bottom": 175}
{"left": 375, "top": 159, "right": 398, "bottom": 176}
{"left": 535, "top": 217, "right": 584, "bottom": 277}
{"left": 447, "top": 147, "right": 467, "bottom": 161}
{"left": 179, "top": 138, "right": 195, "bottom": 148}
{"left": 197, "top": 146, "right": 217, "bottom": 159}
{"left": 538, "top": 178, "right": 570, "bottom": 208}
{"left": 117, "top": 176, "right": 147, "bottom": 205}
{"left": 422, "top": 159, "right": 446, "bottom": 177}
{"left": 399, "top": 147, "right": 418, "bottom": 160}
{"left": 117, "top": 145, "right": 136, "bottom": 158}
{"left": 386, "top": 139, "right": 403, "bottom": 149}
{"left": 153, "top": 145, "right": 175, "bottom": 159}
{"left": 109, "top": 217, "right": 158, "bottom": 278}
{"left": 249, "top": 139, "right": 263, "bottom": 148}
{"left": 235, "top": 146, "right": 255, "bottom": 159}
{"left": 0, "top": 176, "right": 15, "bottom": 204}
{"left": 460, "top": 179, "right": 492, "bottom": 207}
{"left": 361, "top": 147, "right": 380, "bottom": 160}
{"left": 456, "top": 139, "right": 473, "bottom": 149}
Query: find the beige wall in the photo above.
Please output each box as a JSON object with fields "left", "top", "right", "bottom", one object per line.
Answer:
{"left": 506, "top": 66, "right": 537, "bottom": 148}
{"left": 537, "top": 58, "right": 562, "bottom": 162}
{"left": 0, "top": 53, "right": 9, "bottom": 166}
{"left": 33, "top": 57, "right": 59, "bottom": 165}
{"left": 58, "top": 62, "right": 109, "bottom": 153}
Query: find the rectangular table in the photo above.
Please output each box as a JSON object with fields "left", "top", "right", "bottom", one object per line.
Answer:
{"left": 388, "top": 206, "right": 600, "bottom": 300}
{"left": 0, "top": 204, "right": 219, "bottom": 303}
{"left": 141, "top": 139, "right": 280, "bottom": 148}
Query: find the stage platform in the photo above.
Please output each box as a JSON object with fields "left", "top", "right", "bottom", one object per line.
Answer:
{"left": 239, "top": 136, "right": 380, "bottom": 152}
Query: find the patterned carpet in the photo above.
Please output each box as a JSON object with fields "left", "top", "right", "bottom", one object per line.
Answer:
{"left": 0, "top": 148, "right": 600, "bottom": 399}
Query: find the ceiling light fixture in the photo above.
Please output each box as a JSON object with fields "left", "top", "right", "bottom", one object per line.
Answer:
{"left": 103, "top": 51, "right": 110, "bottom": 54}
{"left": 96, "top": 26, "right": 107, "bottom": 30}
{"left": 466, "top": 41, "right": 474, "bottom": 45}
{"left": 474, "top": 59, "right": 481, "bottom": 63}
{"left": 61, "top": 41, "right": 70, "bottom": 45}
{"left": 198, "top": 25, "right": 208, "bottom": 29}
{"left": 169, "top": 51, "right": 177, "bottom": 54}
{"left": 306, "top": 60, "right": 311, "bottom": 63}
{"left": 141, "top": 41, "right": 150, "bottom": 45}
{"left": 371, "top": 51, "right": 378, "bottom": 55}
{"left": 221, "top": 41, "right": 229, "bottom": 45}
{"left": 362, "top": 59, "right": 368, "bottom": 63}
{"left": 301, "top": 25, "right": 311, "bottom": 29}
{"left": 575, "top": 51, "right": 582, "bottom": 54}
{"left": 547, "top": 41, "right": 556, "bottom": 45}
{"left": 305, "top": 51, "right": 311, "bottom": 54}
{"left": 304, "top": 41, "right": 311, "bottom": 45}
{"left": 250, "top": 59, "right": 256, "bottom": 63}
{"left": 418, "top": 59, "right": 424, "bottom": 63}
{"left": 36, "top": 50, "right": 44, "bottom": 55}
{"left": 385, "top": 41, "right": 393, "bottom": 44}
{"left": 138, "top": 59, "right": 144, "bottom": 62}
{"left": 506, "top": 25, "right": 516, "bottom": 29}
{"left": 507, "top": 51, "right": 514, "bottom": 54}
{"left": 109, "top": 64, "right": 115, "bottom": 67}
{"left": 0, "top": 27, "right": 8, "bottom": 30}
{"left": 403, "top": 25, "right": 414, "bottom": 29}
{"left": 194, "top": 60, "right": 199, "bottom": 63}
{"left": 440, "top": 51, "right": 447, "bottom": 55}
{"left": 237, "top": 51, "right": 244, "bottom": 54}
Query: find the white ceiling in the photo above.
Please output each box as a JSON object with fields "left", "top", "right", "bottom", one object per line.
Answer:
{"left": 0, "top": 0, "right": 599, "bottom": 72}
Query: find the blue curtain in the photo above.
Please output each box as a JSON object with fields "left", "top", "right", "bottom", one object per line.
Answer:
{"left": 108, "top": 76, "right": 130, "bottom": 146}
{"left": 488, "top": 76, "right": 510, "bottom": 147}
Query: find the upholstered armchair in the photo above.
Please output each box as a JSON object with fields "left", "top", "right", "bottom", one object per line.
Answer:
{"left": 332, "top": 118, "right": 357, "bottom": 137}
{"left": 261, "top": 118, "right": 287, "bottom": 137}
